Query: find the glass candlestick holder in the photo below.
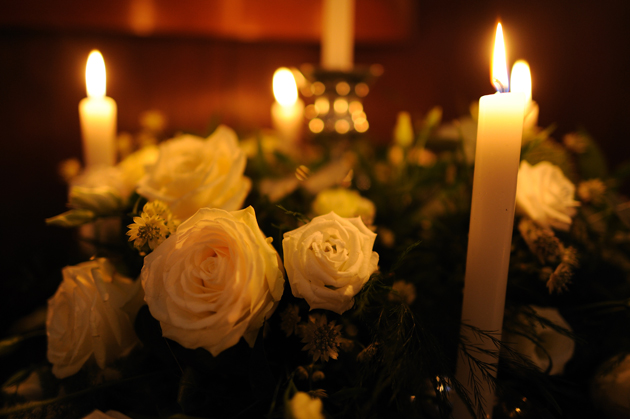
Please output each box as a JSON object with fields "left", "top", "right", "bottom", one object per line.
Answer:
{"left": 300, "top": 64, "right": 382, "bottom": 137}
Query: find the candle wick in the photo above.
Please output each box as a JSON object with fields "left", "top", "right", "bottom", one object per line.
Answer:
{"left": 492, "top": 78, "right": 509, "bottom": 93}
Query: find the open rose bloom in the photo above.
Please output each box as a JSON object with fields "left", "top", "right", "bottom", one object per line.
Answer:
{"left": 516, "top": 161, "right": 580, "bottom": 231}
{"left": 46, "top": 259, "right": 144, "bottom": 379}
{"left": 137, "top": 126, "right": 251, "bottom": 221}
{"left": 141, "top": 207, "right": 284, "bottom": 356}
{"left": 283, "top": 212, "right": 379, "bottom": 314}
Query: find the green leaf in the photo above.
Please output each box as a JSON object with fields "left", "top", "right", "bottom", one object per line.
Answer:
{"left": 0, "top": 331, "right": 45, "bottom": 357}
{"left": 574, "top": 130, "right": 608, "bottom": 180}
{"left": 1, "top": 368, "right": 33, "bottom": 389}
{"left": 522, "top": 139, "right": 576, "bottom": 182}
{"left": 45, "top": 209, "right": 95, "bottom": 227}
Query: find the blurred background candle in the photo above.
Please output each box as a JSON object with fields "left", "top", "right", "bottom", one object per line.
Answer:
{"left": 271, "top": 67, "right": 304, "bottom": 144}
{"left": 454, "top": 23, "right": 526, "bottom": 419}
{"left": 511, "top": 60, "right": 539, "bottom": 129}
{"left": 321, "top": 0, "right": 355, "bottom": 71}
{"left": 79, "top": 50, "right": 117, "bottom": 167}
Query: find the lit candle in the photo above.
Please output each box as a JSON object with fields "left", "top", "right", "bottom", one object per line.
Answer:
{"left": 79, "top": 50, "right": 117, "bottom": 167}
{"left": 271, "top": 68, "right": 304, "bottom": 144}
{"left": 454, "top": 23, "right": 526, "bottom": 419}
{"left": 321, "top": 0, "right": 355, "bottom": 71}
{"left": 511, "top": 60, "right": 539, "bottom": 129}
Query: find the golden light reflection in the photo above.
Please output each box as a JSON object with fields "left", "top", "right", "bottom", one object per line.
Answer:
{"left": 304, "top": 104, "right": 318, "bottom": 119}
{"left": 315, "top": 97, "right": 330, "bottom": 114}
{"left": 334, "top": 98, "right": 349, "bottom": 114}
{"left": 311, "top": 81, "right": 326, "bottom": 95}
{"left": 355, "top": 83, "right": 369, "bottom": 97}
{"left": 335, "top": 119, "right": 350, "bottom": 134}
{"left": 354, "top": 119, "right": 369, "bottom": 133}
{"left": 352, "top": 111, "right": 366, "bottom": 121}
{"left": 349, "top": 101, "right": 363, "bottom": 114}
{"left": 309, "top": 118, "right": 325, "bottom": 133}
{"left": 336, "top": 81, "right": 351, "bottom": 96}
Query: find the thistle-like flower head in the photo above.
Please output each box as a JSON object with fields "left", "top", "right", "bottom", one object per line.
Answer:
{"left": 301, "top": 313, "right": 343, "bottom": 362}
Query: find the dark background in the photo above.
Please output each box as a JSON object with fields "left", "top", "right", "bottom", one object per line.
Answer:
{"left": 1, "top": 0, "right": 630, "bottom": 331}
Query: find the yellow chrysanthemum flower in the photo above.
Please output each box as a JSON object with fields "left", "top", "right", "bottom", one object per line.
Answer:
{"left": 127, "top": 213, "right": 169, "bottom": 252}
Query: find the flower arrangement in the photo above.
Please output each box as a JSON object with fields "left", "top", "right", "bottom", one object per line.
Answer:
{"left": 3, "top": 106, "right": 630, "bottom": 419}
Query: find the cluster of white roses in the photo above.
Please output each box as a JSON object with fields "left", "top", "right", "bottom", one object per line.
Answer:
{"left": 46, "top": 126, "right": 379, "bottom": 378}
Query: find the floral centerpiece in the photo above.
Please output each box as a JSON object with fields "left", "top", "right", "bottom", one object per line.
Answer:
{"left": 3, "top": 106, "right": 630, "bottom": 419}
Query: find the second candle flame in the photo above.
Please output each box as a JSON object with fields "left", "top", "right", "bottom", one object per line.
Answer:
{"left": 491, "top": 23, "right": 509, "bottom": 93}
{"left": 273, "top": 68, "right": 298, "bottom": 107}
{"left": 510, "top": 60, "right": 532, "bottom": 104}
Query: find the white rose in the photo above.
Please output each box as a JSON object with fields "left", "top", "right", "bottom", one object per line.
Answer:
{"left": 516, "top": 161, "right": 580, "bottom": 231}
{"left": 287, "top": 392, "right": 324, "bottom": 419}
{"left": 70, "top": 166, "right": 126, "bottom": 215}
{"left": 282, "top": 212, "right": 379, "bottom": 314}
{"left": 141, "top": 206, "right": 284, "bottom": 356}
{"left": 505, "top": 306, "right": 574, "bottom": 375}
{"left": 137, "top": 126, "right": 251, "bottom": 221}
{"left": 68, "top": 146, "right": 158, "bottom": 215}
{"left": 118, "top": 145, "right": 159, "bottom": 194}
{"left": 312, "top": 188, "right": 376, "bottom": 226}
{"left": 591, "top": 354, "right": 630, "bottom": 419}
{"left": 82, "top": 409, "right": 133, "bottom": 419}
{"left": 46, "top": 258, "right": 144, "bottom": 379}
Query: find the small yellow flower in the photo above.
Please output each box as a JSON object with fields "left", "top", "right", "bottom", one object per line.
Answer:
{"left": 143, "top": 200, "right": 179, "bottom": 232}
{"left": 127, "top": 213, "right": 169, "bottom": 252}
{"left": 578, "top": 179, "right": 606, "bottom": 205}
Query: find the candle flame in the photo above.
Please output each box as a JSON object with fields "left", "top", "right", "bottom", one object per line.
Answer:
{"left": 273, "top": 67, "right": 298, "bottom": 107}
{"left": 491, "top": 23, "right": 509, "bottom": 93}
{"left": 86, "top": 50, "right": 107, "bottom": 98}
{"left": 510, "top": 60, "right": 532, "bottom": 104}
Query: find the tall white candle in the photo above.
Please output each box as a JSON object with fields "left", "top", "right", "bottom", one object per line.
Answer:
{"left": 454, "top": 23, "right": 526, "bottom": 419}
{"left": 79, "top": 50, "right": 117, "bottom": 167}
{"left": 321, "top": 0, "right": 355, "bottom": 71}
{"left": 271, "top": 68, "right": 304, "bottom": 144}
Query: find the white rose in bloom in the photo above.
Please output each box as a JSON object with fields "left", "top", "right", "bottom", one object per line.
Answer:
{"left": 516, "top": 161, "right": 580, "bottom": 231}
{"left": 287, "top": 392, "right": 324, "bottom": 419}
{"left": 46, "top": 259, "right": 144, "bottom": 379}
{"left": 68, "top": 147, "right": 158, "bottom": 215}
{"left": 283, "top": 212, "right": 379, "bottom": 315}
{"left": 506, "top": 306, "right": 574, "bottom": 375}
{"left": 137, "top": 126, "right": 251, "bottom": 221}
{"left": 70, "top": 166, "right": 127, "bottom": 214}
{"left": 141, "top": 206, "right": 284, "bottom": 356}
{"left": 312, "top": 188, "right": 376, "bottom": 226}
{"left": 118, "top": 145, "right": 159, "bottom": 193}
{"left": 592, "top": 354, "right": 630, "bottom": 419}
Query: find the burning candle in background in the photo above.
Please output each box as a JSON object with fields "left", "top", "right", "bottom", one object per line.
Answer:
{"left": 321, "top": 0, "right": 355, "bottom": 71}
{"left": 511, "top": 60, "right": 539, "bottom": 129}
{"left": 79, "top": 50, "right": 117, "bottom": 167}
{"left": 454, "top": 23, "right": 526, "bottom": 419}
{"left": 271, "top": 67, "right": 304, "bottom": 145}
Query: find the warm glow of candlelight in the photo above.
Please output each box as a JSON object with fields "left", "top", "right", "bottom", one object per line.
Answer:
{"left": 273, "top": 68, "right": 298, "bottom": 107}
{"left": 86, "top": 50, "right": 107, "bottom": 98}
{"left": 510, "top": 60, "right": 532, "bottom": 104}
{"left": 491, "top": 23, "right": 509, "bottom": 92}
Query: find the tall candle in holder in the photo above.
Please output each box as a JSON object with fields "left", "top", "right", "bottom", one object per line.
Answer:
{"left": 79, "top": 50, "right": 117, "bottom": 167}
{"left": 454, "top": 23, "right": 526, "bottom": 419}
{"left": 321, "top": 0, "right": 355, "bottom": 70}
